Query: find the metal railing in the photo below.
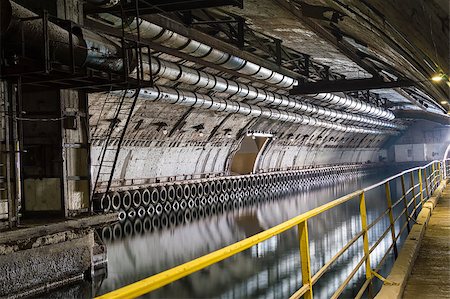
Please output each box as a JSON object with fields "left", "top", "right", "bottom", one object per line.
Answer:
{"left": 96, "top": 160, "right": 446, "bottom": 299}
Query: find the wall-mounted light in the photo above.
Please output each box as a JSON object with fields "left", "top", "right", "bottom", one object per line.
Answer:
{"left": 247, "top": 131, "right": 274, "bottom": 138}
{"left": 431, "top": 74, "right": 444, "bottom": 82}
{"left": 431, "top": 75, "right": 442, "bottom": 82}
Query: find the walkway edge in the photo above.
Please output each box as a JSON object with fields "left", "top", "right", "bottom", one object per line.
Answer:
{"left": 374, "top": 179, "right": 448, "bottom": 299}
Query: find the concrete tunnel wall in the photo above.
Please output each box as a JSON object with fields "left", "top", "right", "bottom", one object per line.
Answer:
{"left": 89, "top": 93, "right": 392, "bottom": 183}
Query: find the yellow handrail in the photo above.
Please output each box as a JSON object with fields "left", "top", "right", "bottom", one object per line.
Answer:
{"left": 96, "top": 160, "right": 445, "bottom": 299}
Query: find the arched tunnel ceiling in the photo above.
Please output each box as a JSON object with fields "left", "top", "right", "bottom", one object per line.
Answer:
{"left": 224, "top": 0, "right": 449, "bottom": 110}
{"left": 9, "top": 0, "right": 441, "bottom": 178}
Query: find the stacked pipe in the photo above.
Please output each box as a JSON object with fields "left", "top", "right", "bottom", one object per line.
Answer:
{"left": 96, "top": 13, "right": 395, "bottom": 120}
{"left": 117, "top": 87, "right": 395, "bottom": 135}
{"left": 94, "top": 164, "right": 378, "bottom": 234}
{"left": 139, "top": 57, "right": 401, "bottom": 129}
{"left": 1, "top": 0, "right": 133, "bottom": 72}
{"left": 3, "top": 1, "right": 400, "bottom": 134}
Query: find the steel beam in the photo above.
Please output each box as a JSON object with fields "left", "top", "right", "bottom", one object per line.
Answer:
{"left": 290, "top": 78, "right": 413, "bottom": 95}
{"left": 85, "top": 0, "right": 243, "bottom": 14}
{"left": 394, "top": 110, "right": 450, "bottom": 125}
{"left": 275, "top": 0, "right": 380, "bottom": 78}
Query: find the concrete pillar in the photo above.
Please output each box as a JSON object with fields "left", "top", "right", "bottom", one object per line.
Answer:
{"left": 60, "top": 90, "right": 91, "bottom": 216}
{"left": 57, "top": 0, "right": 91, "bottom": 216}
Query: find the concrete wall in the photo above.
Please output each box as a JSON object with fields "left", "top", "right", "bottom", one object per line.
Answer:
{"left": 0, "top": 229, "right": 94, "bottom": 297}
{"left": 387, "top": 120, "right": 450, "bottom": 163}
{"left": 91, "top": 143, "right": 232, "bottom": 181}
{"left": 89, "top": 91, "right": 393, "bottom": 184}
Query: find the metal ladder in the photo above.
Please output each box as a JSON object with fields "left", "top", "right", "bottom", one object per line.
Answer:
{"left": 91, "top": 0, "right": 148, "bottom": 199}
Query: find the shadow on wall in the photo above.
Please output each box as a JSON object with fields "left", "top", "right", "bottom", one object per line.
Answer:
{"left": 230, "top": 136, "right": 267, "bottom": 174}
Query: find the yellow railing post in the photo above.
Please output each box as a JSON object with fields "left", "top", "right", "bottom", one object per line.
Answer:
{"left": 432, "top": 163, "right": 436, "bottom": 190}
{"left": 359, "top": 192, "right": 372, "bottom": 281}
{"left": 298, "top": 220, "right": 313, "bottom": 299}
{"left": 423, "top": 167, "right": 430, "bottom": 198}
{"left": 410, "top": 171, "right": 417, "bottom": 218}
{"left": 400, "top": 175, "right": 410, "bottom": 233}
{"left": 385, "top": 182, "right": 398, "bottom": 258}
{"left": 418, "top": 169, "right": 424, "bottom": 203}
{"left": 438, "top": 162, "right": 442, "bottom": 181}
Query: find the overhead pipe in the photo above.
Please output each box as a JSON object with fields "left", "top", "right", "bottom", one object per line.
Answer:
{"left": 96, "top": 13, "right": 395, "bottom": 120}
{"left": 87, "top": 0, "right": 120, "bottom": 8}
{"left": 2, "top": 1, "right": 133, "bottom": 73}
{"left": 144, "top": 56, "right": 401, "bottom": 129}
{"left": 115, "top": 86, "right": 397, "bottom": 135}
{"left": 308, "top": 93, "right": 394, "bottom": 120}
{"left": 98, "top": 13, "right": 295, "bottom": 88}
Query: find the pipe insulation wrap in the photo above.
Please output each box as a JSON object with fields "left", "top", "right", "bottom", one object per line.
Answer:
{"left": 113, "top": 87, "right": 397, "bottom": 135}
{"left": 97, "top": 13, "right": 395, "bottom": 120}
{"left": 3, "top": 1, "right": 133, "bottom": 72}
{"left": 143, "top": 57, "right": 402, "bottom": 129}
{"left": 98, "top": 13, "right": 295, "bottom": 88}
{"left": 309, "top": 93, "right": 394, "bottom": 120}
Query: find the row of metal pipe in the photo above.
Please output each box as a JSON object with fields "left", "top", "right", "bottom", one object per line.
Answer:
{"left": 3, "top": 1, "right": 398, "bottom": 133}
{"left": 118, "top": 87, "right": 395, "bottom": 134}
{"left": 95, "top": 12, "right": 395, "bottom": 120}
{"left": 146, "top": 56, "right": 396, "bottom": 122}
{"left": 2, "top": 1, "right": 130, "bottom": 72}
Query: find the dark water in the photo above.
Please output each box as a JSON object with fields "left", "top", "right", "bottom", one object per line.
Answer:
{"left": 41, "top": 165, "right": 425, "bottom": 299}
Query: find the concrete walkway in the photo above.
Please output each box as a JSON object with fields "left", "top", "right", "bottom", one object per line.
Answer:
{"left": 403, "top": 186, "right": 450, "bottom": 298}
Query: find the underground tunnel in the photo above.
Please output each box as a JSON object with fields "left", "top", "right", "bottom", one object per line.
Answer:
{"left": 0, "top": 0, "right": 449, "bottom": 298}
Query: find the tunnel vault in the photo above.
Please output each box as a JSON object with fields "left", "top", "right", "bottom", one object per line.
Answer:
{"left": 0, "top": 2, "right": 447, "bottom": 292}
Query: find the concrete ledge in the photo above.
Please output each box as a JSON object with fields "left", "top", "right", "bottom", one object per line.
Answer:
{"left": 0, "top": 213, "right": 117, "bottom": 244}
{"left": 375, "top": 179, "right": 447, "bottom": 299}
{"left": 0, "top": 230, "right": 94, "bottom": 298}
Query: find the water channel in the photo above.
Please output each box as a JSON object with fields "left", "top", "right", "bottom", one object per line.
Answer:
{"left": 42, "top": 164, "right": 424, "bottom": 299}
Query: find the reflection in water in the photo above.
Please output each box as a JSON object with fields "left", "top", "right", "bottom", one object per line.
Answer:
{"left": 46, "top": 166, "right": 421, "bottom": 298}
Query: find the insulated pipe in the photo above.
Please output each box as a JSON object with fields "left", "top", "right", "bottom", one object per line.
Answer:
{"left": 94, "top": 13, "right": 394, "bottom": 120}
{"left": 146, "top": 57, "right": 397, "bottom": 125}
{"left": 308, "top": 93, "right": 394, "bottom": 120}
{"left": 118, "top": 87, "right": 395, "bottom": 135}
{"left": 99, "top": 13, "right": 296, "bottom": 88}
{"left": 3, "top": 1, "right": 132, "bottom": 72}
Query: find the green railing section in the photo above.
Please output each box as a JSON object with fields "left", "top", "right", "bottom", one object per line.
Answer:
{"left": 97, "top": 160, "right": 446, "bottom": 299}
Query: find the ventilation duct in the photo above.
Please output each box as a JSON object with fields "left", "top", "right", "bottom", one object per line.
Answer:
{"left": 114, "top": 86, "right": 397, "bottom": 135}
{"left": 2, "top": 0, "right": 133, "bottom": 72}
{"left": 145, "top": 57, "right": 402, "bottom": 129}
